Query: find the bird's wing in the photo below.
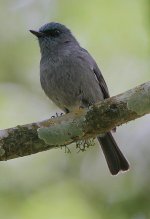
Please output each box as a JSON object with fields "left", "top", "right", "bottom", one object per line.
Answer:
{"left": 93, "top": 66, "right": 110, "bottom": 99}
{"left": 80, "top": 48, "right": 110, "bottom": 99}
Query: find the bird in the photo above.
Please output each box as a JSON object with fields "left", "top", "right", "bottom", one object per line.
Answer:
{"left": 30, "top": 22, "right": 129, "bottom": 175}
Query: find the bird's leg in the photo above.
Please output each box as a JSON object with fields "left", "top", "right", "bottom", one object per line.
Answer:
{"left": 51, "top": 112, "right": 64, "bottom": 118}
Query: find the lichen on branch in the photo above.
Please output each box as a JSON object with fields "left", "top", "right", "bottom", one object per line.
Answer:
{"left": 0, "top": 81, "right": 149, "bottom": 161}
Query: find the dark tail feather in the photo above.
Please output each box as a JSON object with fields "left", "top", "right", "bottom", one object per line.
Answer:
{"left": 98, "top": 132, "right": 129, "bottom": 175}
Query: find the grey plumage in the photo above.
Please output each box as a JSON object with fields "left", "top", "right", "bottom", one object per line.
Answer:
{"left": 30, "top": 22, "right": 129, "bottom": 175}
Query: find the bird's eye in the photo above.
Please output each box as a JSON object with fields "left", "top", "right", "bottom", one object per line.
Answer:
{"left": 51, "top": 29, "right": 61, "bottom": 37}
{"left": 42, "top": 29, "right": 61, "bottom": 37}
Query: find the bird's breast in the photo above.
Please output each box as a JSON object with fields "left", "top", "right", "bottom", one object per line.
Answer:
{"left": 40, "top": 58, "right": 82, "bottom": 110}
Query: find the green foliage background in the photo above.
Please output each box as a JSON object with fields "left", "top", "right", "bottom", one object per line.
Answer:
{"left": 0, "top": 0, "right": 150, "bottom": 218}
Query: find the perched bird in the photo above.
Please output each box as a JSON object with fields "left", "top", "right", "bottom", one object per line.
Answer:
{"left": 30, "top": 22, "right": 129, "bottom": 175}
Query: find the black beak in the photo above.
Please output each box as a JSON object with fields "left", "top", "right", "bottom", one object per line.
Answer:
{"left": 29, "top": 30, "right": 44, "bottom": 37}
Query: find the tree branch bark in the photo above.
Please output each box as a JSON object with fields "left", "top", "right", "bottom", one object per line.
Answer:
{"left": 0, "top": 81, "right": 149, "bottom": 161}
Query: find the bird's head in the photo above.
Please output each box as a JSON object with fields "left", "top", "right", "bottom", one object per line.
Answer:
{"left": 30, "top": 22, "right": 79, "bottom": 54}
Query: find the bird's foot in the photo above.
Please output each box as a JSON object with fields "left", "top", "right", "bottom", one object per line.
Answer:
{"left": 51, "top": 112, "right": 64, "bottom": 118}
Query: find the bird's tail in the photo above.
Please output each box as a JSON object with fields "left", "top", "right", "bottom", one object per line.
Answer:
{"left": 98, "top": 132, "right": 129, "bottom": 175}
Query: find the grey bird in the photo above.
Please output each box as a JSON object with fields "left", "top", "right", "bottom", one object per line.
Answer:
{"left": 30, "top": 22, "right": 129, "bottom": 175}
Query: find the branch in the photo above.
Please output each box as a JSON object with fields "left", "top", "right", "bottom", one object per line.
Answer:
{"left": 0, "top": 81, "right": 149, "bottom": 161}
